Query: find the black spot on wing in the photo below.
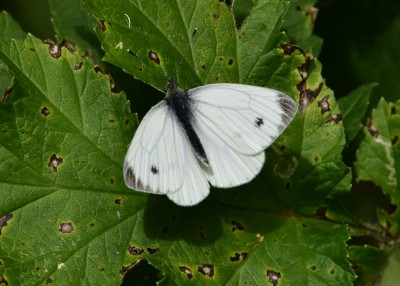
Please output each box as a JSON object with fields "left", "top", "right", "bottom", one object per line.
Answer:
{"left": 151, "top": 165, "right": 158, "bottom": 174}
{"left": 255, "top": 117, "right": 264, "bottom": 128}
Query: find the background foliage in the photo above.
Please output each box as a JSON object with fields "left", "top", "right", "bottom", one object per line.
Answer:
{"left": 0, "top": 0, "right": 399, "bottom": 285}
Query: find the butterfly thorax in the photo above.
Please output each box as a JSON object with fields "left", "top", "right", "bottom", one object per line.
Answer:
{"left": 164, "top": 79, "right": 209, "bottom": 166}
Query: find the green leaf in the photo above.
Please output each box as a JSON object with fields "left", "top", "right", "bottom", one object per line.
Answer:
{"left": 348, "top": 244, "right": 391, "bottom": 285}
{"left": 0, "top": 34, "right": 138, "bottom": 285}
{"left": 338, "top": 83, "right": 377, "bottom": 143}
{"left": 81, "top": 0, "right": 288, "bottom": 90}
{"left": 48, "top": 0, "right": 103, "bottom": 62}
{"left": 0, "top": 1, "right": 355, "bottom": 284}
{"left": 380, "top": 243, "right": 400, "bottom": 285}
{"left": 82, "top": 0, "right": 351, "bottom": 213}
{"left": 0, "top": 11, "right": 27, "bottom": 41}
{"left": 282, "top": 0, "right": 323, "bottom": 56}
{"left": 0, "top": 11, "right": 26, "bottom": 101}
{"left": 355, "top": 99, "right": 400, "bottom": 235}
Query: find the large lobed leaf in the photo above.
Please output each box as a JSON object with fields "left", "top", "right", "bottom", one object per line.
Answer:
{"left": 0, "top": 1, "right": 355, "bottom": 285}
{"left": 355, "top": 98, "right": 400, "bottom": 235}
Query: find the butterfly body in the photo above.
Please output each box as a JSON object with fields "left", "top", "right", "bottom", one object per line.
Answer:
{"left": 124, "top": 80, "right": 297, "bottom": 206}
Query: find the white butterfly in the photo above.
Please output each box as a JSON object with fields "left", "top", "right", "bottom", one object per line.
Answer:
{"left": 124, "top": 79, "right": 297, "bottom": 206}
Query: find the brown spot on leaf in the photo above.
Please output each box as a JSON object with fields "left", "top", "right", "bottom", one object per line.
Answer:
{"left": 330, "top": 268, "right": 335, "bottom": 274}
{"left": 391, "top": 106, "right": 397, "bottom": 114}
{"left": 114, "top": 198, "right": 122, "bottom": 205}
{"left": 198, "top": 264, "right": 214, "bottom": 277}
{"left": 46, "top": 277, "right": 53, "bottom": 284}
{"left": 43, "top": 39, "right": 75, "bottom": 59}
{"left": 179, "top": 266, "right": 193, "bottom": 279}
{"left": 228, "top": 59, "right": 234, "bottom": 65}
{"left": 392, "top": 135, "right": 398, "bottom": 145}
{"left": 306, "top": 7, "right": 319, "bottom": 24}
{"left": 74, "top": 62, "right": 83, "bottom": 70}
{"left": 230, "top": 252, "right": 248, "bottom": 262}
{"left": 99, "top": 20, "right": 106, "bottom": 32}
{"left": 41, "top": 107, "right": 50, "bottom": 117}
{"left": 48, "top": 154, "right": 63, "bottom": 172}
{"left": 61, "top": 39, "right": 76, "bottom": 53}
{"left": 317, "top": 95, "right": 331, "bottom": 114}
{"left": 59, "top": 222, "right": 74, "bottom": 233}
{"left": 0, "top": 213, "right": 13, "bottom": 235}
{"left": 280, "top": 43, "right": 305, "bottom": 56}
{"left": 2, "top": 87, "right": 12, "bottom": 101}
{"left": 0, "top": 276, "right": 8, "bottom": 285}
{"left": 281, "top": 45, "right": 324, "bottom": 115}
{"left": 366, "top": 117, "right": 379, "bottom": 138}
{"left": 202, "top": 64, "right": 206, "bottom": 69}
{"left": 147, "top": 246, "right": 160, "bottom": 254}
{"left": 232, "top": 220, "right": 244, "bottom": 231}
{"left": 43, "top": 39, "right": 62, "bottom": 59}
{"left": 128, "top": 245, "right": 144, "bottom": 255}
{"left": 120, "top": 259, "right": 142, "bottom": 276}
{"left": 213, "top": 13, "right": 220, "bottom": 19}
{"left": 94, "top": 64, "right": 106, "bottom": 74}
{"left": 148, "top": 51, "right": 160, "bottom": 64}
{"left": 266, "top": 270, "right": 281, "bottom": 286}
{"left": 325, "top": 114, "right": 342, "bottom": 124}
{"left": 311, "top": 265, "right": 317, "bottom": 271}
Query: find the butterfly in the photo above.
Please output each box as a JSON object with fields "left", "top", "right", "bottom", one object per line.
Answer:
{"left": 124, "top": 79, "right": 297, "bottom": 206}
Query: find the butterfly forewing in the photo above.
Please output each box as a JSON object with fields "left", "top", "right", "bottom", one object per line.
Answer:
{"left": 124, "top": 102, "right": 185, "bottom": 194}
{"left": 189, "top": 84, "right": 297, "bottom": 156}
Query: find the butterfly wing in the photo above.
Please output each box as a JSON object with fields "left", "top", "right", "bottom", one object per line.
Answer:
{"left": 167, "top": 138, "right": 210, "bottom": 206}
{"left": 189, "top": 83, "right": 297, "bottom": 188}
{"left": 124, "top": 101, "right": 186, "bottom": 194}
{"left": 189, "top": 84, "right": 297, "bottom": 156}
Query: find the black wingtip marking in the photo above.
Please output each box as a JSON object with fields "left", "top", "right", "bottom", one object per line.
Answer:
{"left": 278, "top": 95, "right": 297, "bottom": 124}
{"left": 125, "top": 166, "right": 136, "bottom": 186}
